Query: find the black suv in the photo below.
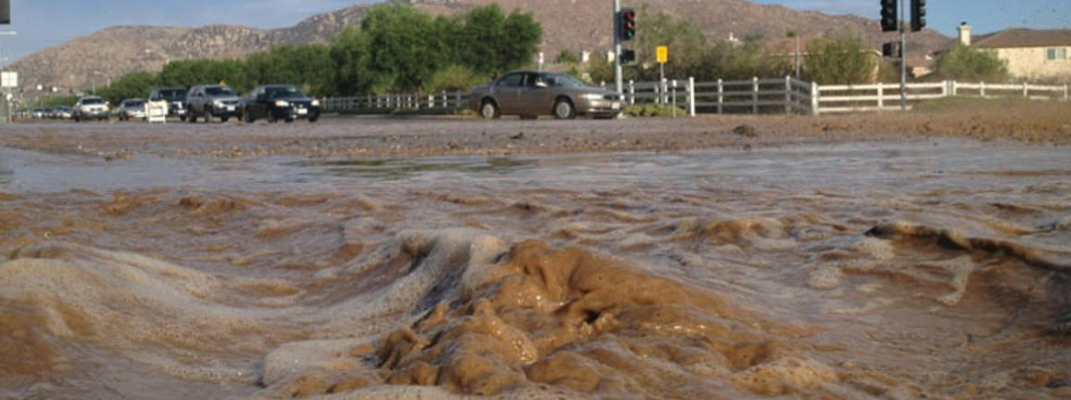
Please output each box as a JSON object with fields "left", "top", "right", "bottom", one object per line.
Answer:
{"left": 242, "top": 85, "right": 321, "bottom": 123}
{"left": 148, "top": 87, "right": 188, "bottom": 120}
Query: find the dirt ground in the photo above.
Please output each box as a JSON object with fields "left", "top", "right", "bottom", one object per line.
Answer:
{"left": 3, "top": 100, "right": 1069, "bottom": 160}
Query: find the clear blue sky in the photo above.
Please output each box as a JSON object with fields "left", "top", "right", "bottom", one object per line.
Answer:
{"left": 2, "top": 0, "right": 1069, "bottom": 67}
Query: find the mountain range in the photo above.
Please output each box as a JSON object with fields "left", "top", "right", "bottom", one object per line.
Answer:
{"left": 10, "top": 0, "right": 954, "bottom": 93}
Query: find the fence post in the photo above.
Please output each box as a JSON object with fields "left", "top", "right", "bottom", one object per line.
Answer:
{"left": 717, "top": 79, "right": 724, "bottom": 114}
{"left": 752, "top": 77, "right": 759, "bottom": 115}
{"left": 980, "top": 82, "right": 986, "bottom": 97}
{"left": 688, "top": 77, "right": 696, "bottom": 117}
{"left": 1064, "top": 84, "right": 1069, "bottom": 101}
{"left": 671, "top": 80, "right": 678, "bottom": 117}
{"left": 628, "top": 80, "right": 635, "bottom": 105}
{"left": 951, "top": 80, "right": 958, "bottom": 97}
{"left": 810, "top": 81, "right": 820, "bottom": 116}
{"left": 784, "top": 76, "right": 791, "bottom": 114}
{"left": 1023, "top": 81, "right": 1029, "bottom": 98}
{"left": 661, "top": 78, "right": 668, "bottom": 105}
{"left": 877, "top": 82, "right": 884, "bottom": 110}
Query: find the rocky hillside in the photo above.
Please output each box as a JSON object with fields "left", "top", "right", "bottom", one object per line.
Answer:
{"left": 11, "top": 0, "right": 952, "bottom": 92}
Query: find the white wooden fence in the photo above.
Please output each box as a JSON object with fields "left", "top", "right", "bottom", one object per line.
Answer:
{"left": 323, "top": 79, "right": 1069, "bottom": 116}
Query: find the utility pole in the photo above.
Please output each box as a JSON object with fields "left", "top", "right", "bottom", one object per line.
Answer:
{"left": 613, "top": 0, "right": 623, "bottom": 97}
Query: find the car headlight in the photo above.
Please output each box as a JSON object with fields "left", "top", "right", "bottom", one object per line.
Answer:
{"left": 213, "top": 100, "right": 223, "bottom": 107}
{"left": 311, "top": 99, "right": 320, "bottom": 107}
{"left": 275, "top": 100, "right": 289, "bottom": 107}
{"left": 580, "top": 93, "right": 605, "bottom": 100}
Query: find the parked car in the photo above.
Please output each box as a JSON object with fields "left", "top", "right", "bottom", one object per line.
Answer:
{"left": 468, "top": 71, "right": 622, "bottom": 120}
{"left": 148, "top": 87, "right": 188, "bottom": 120}
{"left": 32, "top": 108, "right": 46, "bottom": 119}
{"left": 115, "top": 99, "right": 147, "bottom": 121}
{"left": 241, "top": 85, "right": 321, "bottom": 123}
{"left": 72, "top": 96, "right": 110, "bottom": 122}
{"left": 54, "top": 106, "right": 73, "bottom": 119}
{"left": 186, "top": 85, "right": 241, "bottom": 123}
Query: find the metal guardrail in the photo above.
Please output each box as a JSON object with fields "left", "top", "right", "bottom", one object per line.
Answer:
{"left": 322, "top": 79, "right": 1070, "bottom": 117}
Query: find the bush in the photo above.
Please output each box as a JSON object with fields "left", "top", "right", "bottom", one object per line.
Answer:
{"left": 426, "top": 65, "right": 490, "bottom": 92}
{"left": 804, "top": 36, "right": 876, "bottom": 85}
{"left": 554, "top": 49, "right": 579, "bottom": 64}
{"left": 624, "top": 104, "right": 687, "bottom": 117}
{"left": 935, "top": 45, "right": 1009, "bottom": 82}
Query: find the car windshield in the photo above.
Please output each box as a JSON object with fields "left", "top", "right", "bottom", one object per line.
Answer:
{"left": 265, "top": 86, "right": 307, "bottom": 99}
{"left": 205, "top": 87, "right": 236, "bottom": 96}
{"left": 81, "top": 98, "right": 104, "bottom": 105}
{"left": 545, "top": 73, "right": 588, "bottom": 88}
{"left": 125, "top": 100, "right": 145, "bottom": 107}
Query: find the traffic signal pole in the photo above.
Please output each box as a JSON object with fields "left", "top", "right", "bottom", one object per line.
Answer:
{"left": 900, "top": 0, "right": 906, "bottom": 111}
{"left": 613, "top": 0, "right": 623, "bottom": 97}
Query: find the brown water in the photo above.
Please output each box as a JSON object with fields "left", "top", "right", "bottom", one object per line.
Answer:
{"left": 1, "top": 139, "right": 1070, "bottom": 399}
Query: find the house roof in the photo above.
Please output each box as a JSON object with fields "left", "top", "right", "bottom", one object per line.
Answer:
{"left": 973, "top": 28, "right": 1071, "bottom": 49}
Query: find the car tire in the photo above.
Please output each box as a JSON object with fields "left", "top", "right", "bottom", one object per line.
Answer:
{"left": 480, "top": 100, "right": 500, "bottom": 119}
{"left": 188, "top": 112, "right": 197, "bottom": 123}
{"left": 554, "top": 98, "right": 576, "bottom": 120}
{"left": 244, "top": 109, "right": 255, "bottom": 124}
{"left": 309, "top": 116, "right": 319, "bottom": 123}
{"left": 179, "top": 115, "right": 187, "bottom": 122}
{"left": 268, "top": 112, "right": 277, "bottom": 124}
{"left": 221, "top": 116, "right": 230, "bottom": 123}
{"left": 285, "top": 117, "right": 295, "bottom": 123}
{"left": 203, "top": 107, "right": 212, "bottom": 123}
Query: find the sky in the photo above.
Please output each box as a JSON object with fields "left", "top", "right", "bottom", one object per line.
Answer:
{"left": 1, "top": 0, "right": 1070, "bottom": 67}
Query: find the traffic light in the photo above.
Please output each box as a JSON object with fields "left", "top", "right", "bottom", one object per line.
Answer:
{"left": 620, "top": 49, "right": 636, "bottom": 64}
{"left": 880, "top": 0, "right": 898, "bottom": 32}
{"left": 882, "top": 42, "right": 901, "bottom": 58}
{"left": 910, "top": 0, "right": 926, "bottom": 32}
{"left": 0, "top": 0, "right": 10, "bottom": 25}
{"left": 618, "top": 8, "right": 636, "bottom": 41}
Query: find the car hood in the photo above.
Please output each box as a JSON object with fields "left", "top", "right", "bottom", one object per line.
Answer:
{"left": 207, "top": 96, "right": 241, "bottom": 102}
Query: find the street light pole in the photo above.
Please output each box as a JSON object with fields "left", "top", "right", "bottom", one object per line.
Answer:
{"left": 899, "top": 0, "right": 907, "bottom": 111}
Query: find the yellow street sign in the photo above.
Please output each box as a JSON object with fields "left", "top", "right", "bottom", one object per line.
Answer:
{"left": 656, "top": 46, "right": 668, "bottom": 64}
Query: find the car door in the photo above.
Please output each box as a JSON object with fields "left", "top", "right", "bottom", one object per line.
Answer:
{"left": 493, "top": 73, "right": 525, "bottom": 115}
{"left": 520, "top": 72, "right": 556, "bottom": 115}
{"left": 252, "top": 88, "right": 268, "bottom": 118}
{"left": 187, "top": 88, "right": 201, "bottom": 113}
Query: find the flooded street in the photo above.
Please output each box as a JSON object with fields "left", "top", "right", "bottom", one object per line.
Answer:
{"left": 1, "top": 121, "right": 1070, "bottom": 399}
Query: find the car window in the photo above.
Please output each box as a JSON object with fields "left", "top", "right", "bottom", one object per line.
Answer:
{"left": 205, "top": 87, "right": 236, "bottom": 96}
{"left": 265, "top": 87, "right": 307, "bottom": 99}
{"left": 497, "top": 73, "right": 524, "bottom": 88}
{"left": 548, "top": 73, "right": 586, "bottom": 88}
{"left": 528, "top": 73, "right": 552, "bottom": 88}
{"left": 81, "top": 98, "right": 104, "bottom": 105}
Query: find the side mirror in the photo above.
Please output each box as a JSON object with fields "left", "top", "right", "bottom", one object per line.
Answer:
{"left": 535, "top": 82, "right": 549, "bottom": 89}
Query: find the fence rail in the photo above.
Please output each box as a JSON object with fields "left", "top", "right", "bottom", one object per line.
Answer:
{"left": 323, "top": 79, "right": 1070, "bottom": 117}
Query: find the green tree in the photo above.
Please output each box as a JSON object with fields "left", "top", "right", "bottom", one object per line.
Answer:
{"left": 426, "top": 65, "right": 490, "bottom": 92}
{"left": 635, "top": 9, "right": 708, "bottom": 79}
{"left": 246, "top": 45, "right": 334, "bottom": 96}
{"left": 39, "top": 95, "right": 79, "bottom": 108}
{"left": 329, "top": 27, "right": 376, "bottom": 96}
{"left": 97, "top": 71, "right": 158, "bottom": 104}
{"left": 457, "top": 5, "right": 541, "bottom": 76}
{"left": 804, "top": 36, "right": 877, "bottom": 84}
{"left": 935, "top": 45, "right": 1009, "bottom": 82}
{"left": 361, "top": 3, "right": 449, "bottom": 92}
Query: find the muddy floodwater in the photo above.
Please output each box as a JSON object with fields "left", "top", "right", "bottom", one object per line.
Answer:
{"left": 1, "top": 121, "right": 1070, "bottom": 400}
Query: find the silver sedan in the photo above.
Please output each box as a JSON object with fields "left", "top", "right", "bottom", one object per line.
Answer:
{"left": 469, "top": 71, "right": 623, "bottom": 120}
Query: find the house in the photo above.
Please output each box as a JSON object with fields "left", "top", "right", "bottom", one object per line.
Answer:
{"left": 959, "top": 23, "right": 1071, "bottom": 82}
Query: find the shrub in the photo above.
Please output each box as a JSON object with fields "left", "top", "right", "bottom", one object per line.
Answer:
{"left": 935, "top": 45, "right": 1009, "bottom": 82}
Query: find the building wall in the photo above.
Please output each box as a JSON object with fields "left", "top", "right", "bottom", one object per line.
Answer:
{"left": 995, "top": 46, "right": 1071, "bottom": 82}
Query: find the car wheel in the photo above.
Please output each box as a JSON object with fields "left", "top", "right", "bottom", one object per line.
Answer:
{"left": 268, "top": 112, "right": 277, "bottom": 124}
{"left": 244, "top": 109, "right": 255, "bottom": 124}
{"left": 179, "top": 115, "right": 187, "bottom": 122}
{"left": 480, "top": 100, "right": 500, "bottom": 119}
{"left": 203, "top": 107, "right": 212, "bottom": 123}
{"left": 554, "top": 98, "right": 576, "bottom": 120}
{"left": 221, "top": 116, "right": 230, "bottom": 123}
{"left": 285, "top": 117, "right": 295, "bottom": 123}
{"left": 308, "top": 116, "right": 319, "bottom": 123}
{"left": 188, "top": 112, "right": 197, "bottom": 123}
